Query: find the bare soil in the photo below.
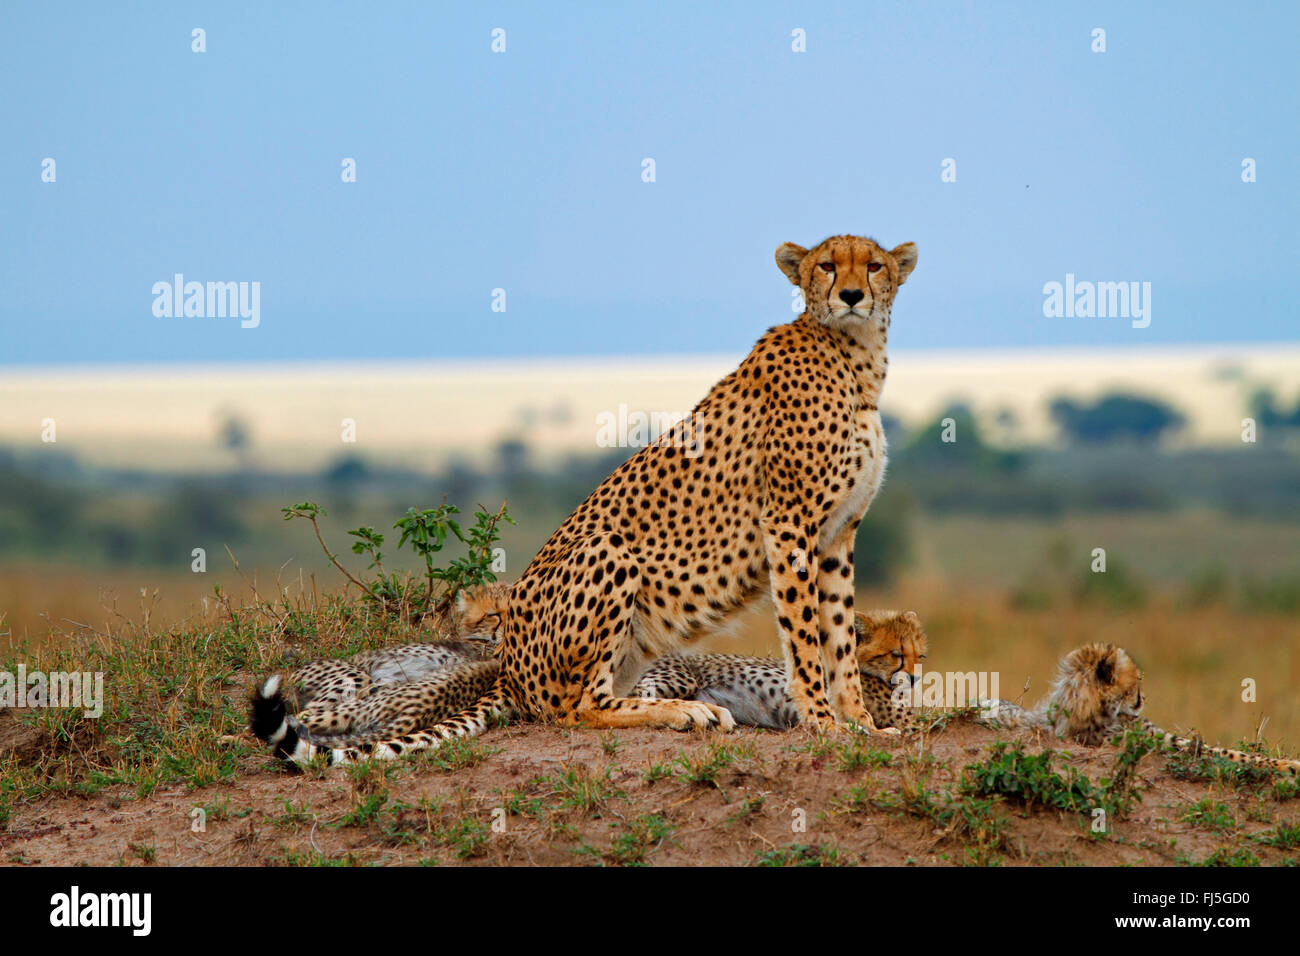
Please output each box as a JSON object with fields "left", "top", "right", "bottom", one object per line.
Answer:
{"left": 2, "top": 714, "right": 1295, "bottom": 867}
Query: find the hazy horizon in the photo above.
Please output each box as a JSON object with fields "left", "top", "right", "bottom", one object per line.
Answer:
{"left": 5, "top": 341, "right": 1296, "bottom": 474}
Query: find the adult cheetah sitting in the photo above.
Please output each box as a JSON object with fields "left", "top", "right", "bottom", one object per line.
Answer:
{"left": 260, "top": 235, "right": 918, "bottom": 759}
{"left": 383, "top": 234, "right": 917, "bottom": 755}
{"left": 987, "top": 643, "right": 1300, "bottom": 775}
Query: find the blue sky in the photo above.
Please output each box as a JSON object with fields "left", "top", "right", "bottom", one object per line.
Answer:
{"left": 1, "top": 1, "right": 1296, "bottom": 366}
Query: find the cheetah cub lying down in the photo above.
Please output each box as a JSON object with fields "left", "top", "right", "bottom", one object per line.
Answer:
{"left": 986, "top": 642, "right": 1300, "bottom": 776}
{"left": 249, "top": 591, "right": 928, "bottom": 765}
{"left": 633, "top": 609, "right": 928, "bottom": 733}
{"left": 249, "top": 639, "right": 499, "bottom": 766}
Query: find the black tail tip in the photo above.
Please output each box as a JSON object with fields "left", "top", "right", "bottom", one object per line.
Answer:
{"left": 249, "top": 674, "right": 287, "bottom": 741}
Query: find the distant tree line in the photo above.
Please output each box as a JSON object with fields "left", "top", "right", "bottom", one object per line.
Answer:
{"left": 1049, "top": 394, "right": 1184, "bottom": 444}
{"left": 3, "top": 388, "right": 1299, "bottom": 575}
{"left": 1250, "top": 387, "right": 1300, "bottom": 429}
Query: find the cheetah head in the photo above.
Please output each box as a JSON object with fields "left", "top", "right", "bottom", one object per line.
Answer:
{"left": 775, "top": 234, "right": 917, "bottom": 334}
{"left": 1057, "top": 642, "right": 1145, "bottom": 721}
{"left": 455, "top": 581, "right": 512, "bottom": 641}
{"left": 854, "top": 609, "right": 928, "bottom": 688}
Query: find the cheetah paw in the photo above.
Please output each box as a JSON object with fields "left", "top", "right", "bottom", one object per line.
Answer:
{"left": 799, "top": 713, "right": 841, "bottom": 735}
{"left": 676, "top": 700, "right": 736, "bottom": 732}
{"left": 840, "top": 718, "right": 899, "bottom": 736}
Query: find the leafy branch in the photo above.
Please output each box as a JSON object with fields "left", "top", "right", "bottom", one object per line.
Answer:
{"left": 282, "top": 498, "right": 514, "bottom": 625}
{"left": 281, "top": 502, "right": 376, "bottom": 598}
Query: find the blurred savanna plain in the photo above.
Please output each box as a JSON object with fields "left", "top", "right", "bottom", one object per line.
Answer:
{"left": 2, "top": 344, "right": 1300, "bottom": 749}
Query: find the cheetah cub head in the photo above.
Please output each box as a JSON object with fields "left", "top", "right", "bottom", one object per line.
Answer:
{"left": 854, "top": 610, "right": 928, "bottom": 689}
{"left": 1048, "top": 643, "right": 1145, "bottom": 741}
{"left": 775, "top": 234, "right": 917, "bottom": 335}
{"left": 455, "top": 581, "right": 512, "bottom": 641}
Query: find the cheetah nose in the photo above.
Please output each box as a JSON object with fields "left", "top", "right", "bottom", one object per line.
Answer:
{"left": 839, "top": 288, "right": 865, "bottom": 307}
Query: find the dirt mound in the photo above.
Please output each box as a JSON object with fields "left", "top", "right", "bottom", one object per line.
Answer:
{"left": 3, "top": 718, "right": 1295, "bottom": 867}
{"left": 0, "top": 710, "right": 45, "bottom": 765}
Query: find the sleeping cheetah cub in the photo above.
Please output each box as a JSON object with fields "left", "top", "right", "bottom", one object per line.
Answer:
{"left": 249, "top": 591, "right": 506, "bottom": 764}
{"left": 633, "top": 610, "right": 928, "bottom": 732}
{"left": 452, "top": 580, "right": 511, "bottom": 640}
{"left": 987, "top": 643, "right": 1300, "bottom": 775}
{"left": 251, "top": 654, "right": 499, "bottom": 765}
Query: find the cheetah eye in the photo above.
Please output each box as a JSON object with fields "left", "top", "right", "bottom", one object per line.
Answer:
{"left": 818, "top": 262, "right": 835, "bottom": 273}
{"left": 867, "top": 262, "right": 882, "bottom": 273}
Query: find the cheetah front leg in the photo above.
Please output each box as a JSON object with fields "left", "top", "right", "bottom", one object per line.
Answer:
{"left": 569, "top": 615, "right": 735, "bottom": 733}
{"left": 569, "top": 696, "right": 735, "bottom": 732}
{"left": 817, "top": 536, "right": 878, "bottom": 732}
{"left": 535, "top": 534, "right": 736, "bottom": 734}
{"left": 761, "top": 515, "right": 836, "bottom": 732}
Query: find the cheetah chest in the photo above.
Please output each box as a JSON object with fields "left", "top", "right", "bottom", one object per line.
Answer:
{"left": 818, "top": 409, "right": 887, "bottom": 549}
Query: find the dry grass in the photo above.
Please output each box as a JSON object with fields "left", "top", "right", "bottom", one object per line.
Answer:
{"left": 5, "top": 563, "right": 1299, "bottom": 754}
{"left": 3, "top": 503, "right": 1300, "bottom": 826}
{"left": 0, "top": 572, "right": 436, "bottom": 822}
{"left": 1, "top": 570, "right": 1298, "bottom": 867}
{"left": 0, "top": 561, "right": 230, "bottom": 648}
{"left": 700, "top": 581, "right": 1300, "bottom": 750}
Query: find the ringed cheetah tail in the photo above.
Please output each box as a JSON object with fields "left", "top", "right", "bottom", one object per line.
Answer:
{"left": 1135, "top": 718, "right": 1300, "bottom": 777}
{"left": 249, "top": 674, "right": 318, "bottom": 764}
{"left": 250, "top": 674, "right": 516, "bottom": 766}
{"left": 247, "top": 674, "right": 392, "bottom": 765}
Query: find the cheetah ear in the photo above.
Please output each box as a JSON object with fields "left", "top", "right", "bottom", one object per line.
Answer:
{"left": 890, "top": 242, "right": 918, "bottom": 285}
{"left": 1095, "top": 647, "right": 1117, "bottom": 686}
{"left": 775, "top": 242, "right": 808, "bottom": 285}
